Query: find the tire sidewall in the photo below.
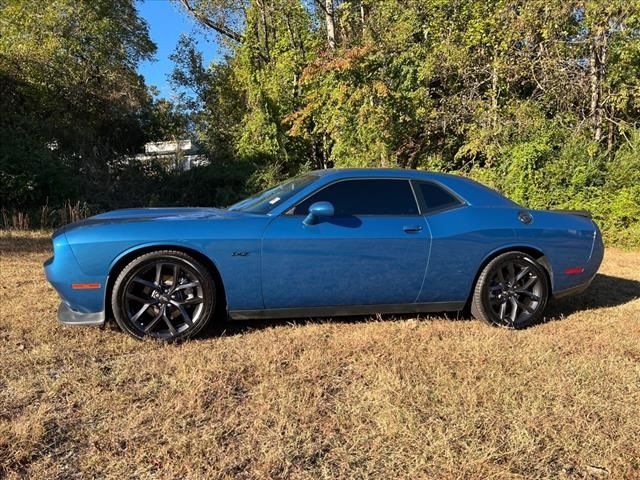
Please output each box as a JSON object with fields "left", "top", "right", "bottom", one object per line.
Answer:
{"left": 473, "top": 252, "right": 549, "bottom": 329}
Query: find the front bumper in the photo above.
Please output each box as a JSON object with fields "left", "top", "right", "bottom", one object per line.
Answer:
{"left": 45, "top": 231, "right": 107, "bottom": 323}
{"left": 58, "top": 302, "right": 106, "bottom": 326}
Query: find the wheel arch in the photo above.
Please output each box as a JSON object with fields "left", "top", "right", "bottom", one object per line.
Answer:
{"left": 104, "top": 244, "right": 228, "bottom": 322}
{"left": 465, "top": 245, "right": 553, "bottom": 308}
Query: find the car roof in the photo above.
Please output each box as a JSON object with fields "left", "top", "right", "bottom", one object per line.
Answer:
{"left": 306, "top": 168, "right": 518, "bottom": 207}
{"left": 310, "top": 168, "right": 430, "bottom": 178}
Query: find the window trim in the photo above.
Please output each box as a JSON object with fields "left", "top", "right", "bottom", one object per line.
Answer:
{"left": 410, "top": 179, "right": 467, "bottom": 216}
{"left": 284, "top": 177, "right": 423, "bottom": 217}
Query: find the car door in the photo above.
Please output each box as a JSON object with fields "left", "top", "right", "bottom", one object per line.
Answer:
{"left": 261, "top": 178, "right": 431, "bottom": 309}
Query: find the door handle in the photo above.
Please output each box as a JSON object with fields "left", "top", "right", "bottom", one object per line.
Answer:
{"left": 403, "top": 225, "right": 423, "bottom": 233}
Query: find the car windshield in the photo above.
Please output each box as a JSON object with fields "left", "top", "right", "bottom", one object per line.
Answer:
{"left": 228, "top": 173, "right": 319, "bottom": 214}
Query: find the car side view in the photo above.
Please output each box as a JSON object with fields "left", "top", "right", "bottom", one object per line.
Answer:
{"left": 44, "top": 169, "right": 604, "bottom": 340}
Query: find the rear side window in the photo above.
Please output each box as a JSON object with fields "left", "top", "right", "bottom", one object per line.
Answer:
{"left": 292, "top": 179, "right": 419, "bottom": 216}
{"left": 415, "top": 182, "right": 463, "bottom": 213}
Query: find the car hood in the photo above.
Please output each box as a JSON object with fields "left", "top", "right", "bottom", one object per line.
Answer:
{"left": 57, "top": 207, "right": 251, "bottom": 234}
{"left": 92, "top": 207, "right": 235, "bottom": 221}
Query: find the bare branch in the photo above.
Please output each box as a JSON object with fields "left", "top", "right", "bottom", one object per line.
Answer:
{"left": 179, "top": 0, "right": 242, "bottom": 43}
{"left": 312, "top": 0, "right": 329, "bottom": 15}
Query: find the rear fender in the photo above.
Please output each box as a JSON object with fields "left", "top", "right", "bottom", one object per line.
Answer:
{"left": 518, "top": 210, "right": 598, "bottom": 292}
{"left": 473, "top": 243, "right": 553, "bottom": 292}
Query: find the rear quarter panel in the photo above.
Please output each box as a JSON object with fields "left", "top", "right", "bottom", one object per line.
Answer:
{"left": 517, "top": 210, "right": 599, "bottom": 292}
{"left": 417, "top": 206, "right": 598, "bottom": 303}
{"left": 417, "top": 206, "right": 525, "bottom": 303}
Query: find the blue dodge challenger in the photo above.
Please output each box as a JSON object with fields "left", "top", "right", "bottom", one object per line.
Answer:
{"left": 45, "top": 169, "right": 604, "bottom": 340}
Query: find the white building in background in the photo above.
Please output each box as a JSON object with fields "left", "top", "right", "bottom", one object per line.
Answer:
{"left": 133, "top": 139, "right": 209, "bottom": 171}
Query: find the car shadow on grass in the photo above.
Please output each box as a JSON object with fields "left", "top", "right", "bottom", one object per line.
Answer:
{"left": 206, "top": 310, "right": 468, "bottom": 338}
{"left": 544, "top": 273, "right": 640, "bottom": 320}
{"left": 202, "top": 273, "right": 640, "bottom": 338}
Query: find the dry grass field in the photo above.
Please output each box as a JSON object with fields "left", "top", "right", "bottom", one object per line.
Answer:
{"left": 0, "top": 231, "right": 639, "bottom": 479}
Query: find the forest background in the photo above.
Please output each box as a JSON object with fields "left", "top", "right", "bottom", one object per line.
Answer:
{"left": 1, "top": 0, "right": 639, "bottom": 246}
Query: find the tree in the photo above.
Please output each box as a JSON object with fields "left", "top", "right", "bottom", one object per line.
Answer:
{"left": 0, "top": 0, "right": 156, "bottom": 208}
{"left": 175, "top": 0, "right": 319, "bottom": 183}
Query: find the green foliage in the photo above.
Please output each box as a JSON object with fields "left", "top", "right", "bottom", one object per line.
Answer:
{"left": 1, "top": 0, "right": 639, "bottom": 247}
{"left": 599, "top": 133, "right": 640, "bottom": 246}
{"left": 0, "top": 0, "right": 157, "bottom": 209}
{"left": 106, "top": 159, "right": 256, "bottom": 209}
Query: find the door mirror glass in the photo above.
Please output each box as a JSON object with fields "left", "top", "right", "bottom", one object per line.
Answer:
{"left": 303, "top": 201, "right": 334, "bottom": 226}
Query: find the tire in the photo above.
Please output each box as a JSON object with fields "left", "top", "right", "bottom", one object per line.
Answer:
{"left": 111, "top": 250, "right": 216, "bottom": 341}
{"left": 471, "top": 251, "right": 549, "bottom": 329}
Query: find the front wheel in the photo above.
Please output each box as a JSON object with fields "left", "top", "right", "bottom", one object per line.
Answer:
{"left": 111, "top": 250, "right": 216, "bottom": 340}
{"left": 471, "top": 251, "right": 549, "bottom": 329}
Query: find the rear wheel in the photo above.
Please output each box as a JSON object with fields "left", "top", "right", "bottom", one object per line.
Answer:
{"left": 471, "top": 251, "right": 549, "bottom": 329}
{"left": 111, "top": 250, "right": 216, "bottom": 340}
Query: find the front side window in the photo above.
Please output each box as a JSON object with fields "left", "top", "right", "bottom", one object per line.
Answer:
{"left": 292, "top": 179, "right": 419, "bottom": 216}
{"left": 415, "top": 181, "right": 463, "bottom": 213}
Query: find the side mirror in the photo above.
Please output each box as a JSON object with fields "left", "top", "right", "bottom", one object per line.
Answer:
{"left": 303, "top": 201, "right": 334, "bottom": 226}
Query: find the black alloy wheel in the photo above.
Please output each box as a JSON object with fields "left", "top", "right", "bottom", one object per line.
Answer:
{"left": 471, "top": 251, "right": 549, "bottom": 328}
{"left": 111, "top": 250, "right": 215, "bottom": 340}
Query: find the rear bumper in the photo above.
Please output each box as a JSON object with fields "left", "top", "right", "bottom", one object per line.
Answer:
{"left": 553, "top": 221, "right": 603, "bottom": 300}
{"left": 553, "top": 274, "right": 596, "bottom": 300}
{"left": 58, "top": 302, "right": 105, "bottom": 326}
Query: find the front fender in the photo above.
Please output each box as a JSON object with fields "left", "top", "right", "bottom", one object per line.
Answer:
{"left": 102, "top": 241, "right": 230, "bottom": 315}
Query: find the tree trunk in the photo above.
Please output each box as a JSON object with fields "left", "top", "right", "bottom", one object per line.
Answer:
{"left": 257, "top": 0, "right": 271, "bottom": 62}
{"left": 607, "top": 116, "right": 614, "bottom": 155}
{"left": 491, "top": 61, "right": 498, "bottom": 129}
{"left": 589, "top": 27, "right": 607, "bottom": 143}
{"left": 325, "top": 0, "right": 336, "bottom": 49}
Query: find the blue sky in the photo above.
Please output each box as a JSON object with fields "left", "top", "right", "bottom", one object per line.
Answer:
{"left": 136, "top": 0, "right": 221, "bottom": 98}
